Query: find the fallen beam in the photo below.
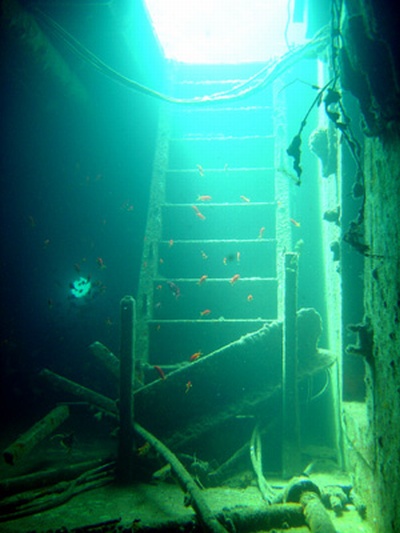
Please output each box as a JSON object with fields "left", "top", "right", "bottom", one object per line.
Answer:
{"left": 0, "top": 462, "right": 114, "bottom": 522}
{"left": 38, "top": 369, "right": 118, "bottom": 416}
{"left": 3, "top": 405, "right": 69, "bottom": 466}
{"left": 134, "top": 321, "right": 283, "bottom": 444}
{"left": 89, "top": 341, "right": 119, "bottom": 381}
{"left": 134, "top": 422, "right": 228, "bottom": 533}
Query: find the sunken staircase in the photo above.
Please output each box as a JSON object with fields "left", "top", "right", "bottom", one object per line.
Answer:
{"left": 132, "top": 65, "right": 340, "bottom": 474}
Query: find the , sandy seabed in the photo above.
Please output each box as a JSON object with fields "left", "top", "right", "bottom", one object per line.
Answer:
{"left": 0, "top": 414, "right": 376, "bottom": 532}
{"left": 1, "top": 480, "right": 374, "bottom": 533}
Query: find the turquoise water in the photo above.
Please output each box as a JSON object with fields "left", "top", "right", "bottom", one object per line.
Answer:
{"left": 0, "top": 7, "right": 367, "bottom": 530}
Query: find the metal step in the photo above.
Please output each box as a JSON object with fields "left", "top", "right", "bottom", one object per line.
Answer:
{"left": 163, "top": 201, "right": 276, "bottom": 208}
{"left": 136, "top": 73, "right": 289, "bottom": 365}
{"left": 148, "top": 318, "right": 273, "bottom": 324}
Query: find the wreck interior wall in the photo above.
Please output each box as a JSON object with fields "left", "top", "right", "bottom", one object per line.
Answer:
{"left": 363, "top": 134, "right": 400, "bottom": 532}
{"left": 340, "top": 1, "right": 400, "bottom": 531}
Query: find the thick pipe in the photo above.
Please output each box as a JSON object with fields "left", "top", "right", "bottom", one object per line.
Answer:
{"left": 283, "top": 476, "right": 336, "bottom": 533}
{"left": 300, "top": 491, "right": 337, "bottom": 533}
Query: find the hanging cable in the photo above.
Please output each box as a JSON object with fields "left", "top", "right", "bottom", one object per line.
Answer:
{"left": 284, "top": 0, "right": 292, "bottom": 50}
{"left": 33, "top": 8, "right": 330, "bottom": 106}
{"left": 249, "top": 425, "right": 277, "bottom": 504}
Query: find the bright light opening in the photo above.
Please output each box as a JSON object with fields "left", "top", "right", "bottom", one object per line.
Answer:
{"left": 144, "top": 0, "right": 307, "bottom": 64}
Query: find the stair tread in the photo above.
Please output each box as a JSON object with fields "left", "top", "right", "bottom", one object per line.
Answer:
{"left": 160, "top": 238, "right": 275, "bottom": 244}
{"left": 170, "top": 134, "right": 274, "bottom": 141}
{"left": 148, "top": 318, "right": 274, "bottom": 324}
{"left": 176, "top": 106, "right": 272, "bottom": 114}
{"left": 154, "top": 276, "right": 277, "bottom": 282}
{"left": 166, "top": 167, "right": 274, "bottom": 173}
{"left": 136, "top": 99, "right": 285, "bottom": 365}
{"left": 163, "top": 202, "right": 276, "bottom": 208}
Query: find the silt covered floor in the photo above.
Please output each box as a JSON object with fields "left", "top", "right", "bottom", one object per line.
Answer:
{"left": 1, "top": 478, "right": 372, "bottom": 533}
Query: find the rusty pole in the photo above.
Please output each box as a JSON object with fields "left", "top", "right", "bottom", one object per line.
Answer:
{"left": 116, "top": 296, "right": 136, "bottom": 483}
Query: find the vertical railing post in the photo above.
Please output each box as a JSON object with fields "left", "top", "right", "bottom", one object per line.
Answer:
{"left": 117, "top": 295, "right": 136, "bottom": 483}
{"left": 282, "top": 252, "right": 301, "bottom": 477}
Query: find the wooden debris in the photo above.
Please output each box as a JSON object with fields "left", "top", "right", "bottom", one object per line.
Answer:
{"left": 3, "top": 405, "right": 70, "bottom": 466}
{"left": 39, "top": 369, "right": 118, "bottom": 416}
{"left": 0, "top": 462, "right": 115, "bottom": 522}
{"left": 208, "top": 440, "right": 250, "bottom": 485}
{"left": 133, "top": 422, "right": 228, "bottom": 533}
{"left": 134, "top": 321, "right": 283, "bottom": 446}
{"left": 89, "top": 341, "right": 120, "bottom": 381}
{"left": 0, "top": 457, "right": 113, "bottom": 498}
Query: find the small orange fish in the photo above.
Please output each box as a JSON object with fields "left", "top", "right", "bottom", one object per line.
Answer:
{"left": 247, "top": 294, "right": 254, "bottom": 302}
{"left": 200, "top": 250, "right": 208, "bottom": 260}
{"left": 290, "top": 218, "right": 301, "bottom": 227}
{"left": 200, "top": 309, "right": 212, "bottom": 316}
{"left": 258, "top": 226, "right": 266, "bottom": 239}
{"left": 197, "top": 195, "right": 212, "bottom": 201}
{"left": 168, "top": 239, "right": 174, "bottom": 248}
{"left": 190, "top": 351, "right": 202, "bottom": 362}
{"left": 156, "top": 284, "right": 163, "bottom": 290}
{"left": 137, "top": 442, "right": 151, "bottom": 456}
{"left": 196, "top": 164, "right": 204, "bottom": 177}
{"left": 192, "top": 205, "right": 206, "bottom": 219}
{"left": 185, "top": 381, "right": 193, "bottom": 393}
{"left": 230, "top": 274, "right": 240, "bottom": 284}
{"left": 198, "top": 275, "right": 208, "bottom": 285}
{"left": 153, "top": 365, "right": 166, "bottom": 380}
{"left": 236, "top": 251, "right": 241, "bottom": 263}
{"left": 240, "top": 195, "right": 250, "bottom": 203}
{"left": 222, "top": 257, "right": 228, "bottom": 266}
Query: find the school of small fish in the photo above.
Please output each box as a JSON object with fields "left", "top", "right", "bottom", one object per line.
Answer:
{"left": 151, "top": 164, "right": 302, "bottom": 378}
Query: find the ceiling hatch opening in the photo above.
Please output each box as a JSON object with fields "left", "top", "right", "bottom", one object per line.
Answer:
{"left": 144, "top": 0, "right": 308, "bottom": 65}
